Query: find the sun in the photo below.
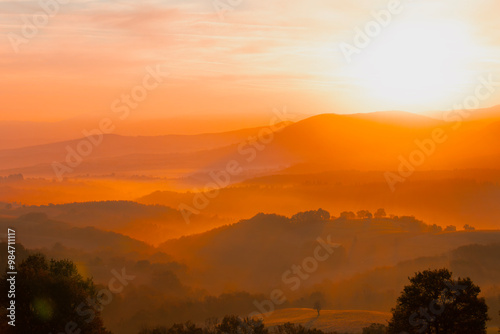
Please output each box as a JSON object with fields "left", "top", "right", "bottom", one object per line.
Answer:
{"left": 348, "top": 20, "right": 479, "bottom": 110}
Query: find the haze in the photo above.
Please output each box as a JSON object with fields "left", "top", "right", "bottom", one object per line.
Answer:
{"left": 1, "top": 1, "right": 500, "bottom": 334}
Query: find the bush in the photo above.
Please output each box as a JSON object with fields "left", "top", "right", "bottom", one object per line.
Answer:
{"left": 362, "top": 323, "right": 387, "bottom": 334}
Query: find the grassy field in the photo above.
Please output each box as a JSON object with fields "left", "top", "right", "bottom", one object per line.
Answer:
{"left": 259, "top": 308, "right": 391, "bottom": 333}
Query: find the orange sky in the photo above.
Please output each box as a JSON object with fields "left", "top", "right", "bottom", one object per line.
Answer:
{"left": 1, "top": 0, "right": 500, "bottom": 122}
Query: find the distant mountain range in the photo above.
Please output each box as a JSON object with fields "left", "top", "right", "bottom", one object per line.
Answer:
{"left": 1, "top": 108, "right": 500, "bottom": 180}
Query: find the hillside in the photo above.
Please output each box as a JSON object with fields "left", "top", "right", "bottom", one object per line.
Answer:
{"left": 158, "top": 211, "right": 500, "bottom": 293}
{"left": 138, "top": 170, "right": 500, "bottom": 229}
{"left": 0, "top": 212, "right": 154, "bottom": 254}
{"left": 0, "top": 201, "right": 231, "bottom": 245}
{"left": 260, "top": 308, "right": 391, "bottom": 333}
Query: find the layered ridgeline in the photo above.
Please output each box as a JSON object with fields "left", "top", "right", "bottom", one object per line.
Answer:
{"left": 0, "top": 201, "right": 229, "bottom": 245}
{"left": 1, "top": 109, "right": 500, "bottom": 178}
{"left": 2, "top": 109, "right": 500, "bottom": 230}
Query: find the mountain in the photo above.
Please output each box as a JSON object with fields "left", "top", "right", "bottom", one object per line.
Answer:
{"left": 0, "top": 125, "right": 289, "bottom": 172}
{"left": 167, "top": 110, "right": 500, "bottom": 177}
{"left": 2, "top": 109, "right": 500, "bottom": 183}
{"left": 349, "top": 110, "right": 442, "bottom": 127}
{"left": 0, "top": 115, "right": 290, "bottom": 150}
{"left": 204, "top": 111, "right": 500, "bottom": 171}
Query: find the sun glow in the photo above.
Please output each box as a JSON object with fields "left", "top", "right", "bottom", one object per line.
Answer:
{"left": 349, "top": 20, "right": 480, "bottom": 109}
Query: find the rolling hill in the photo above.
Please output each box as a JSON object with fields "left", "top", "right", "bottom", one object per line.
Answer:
{"left": 158, "top": 211, "right": 500, "bottom": 293}
{"left": 0, "top": 201, "right": 231, "bottom": 245}
{"left": 0, "top": 212, "right": 154, "bottom": 254}
{"left": 259, "top": 308, "right": 391, "bottom": 333}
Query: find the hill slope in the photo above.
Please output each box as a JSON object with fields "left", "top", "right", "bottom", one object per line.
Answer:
{"left": 0, "top": 201, "right": 230, "bottom": 245}
{"left": 260, "top": 308, "right": 390, "bottom": 333}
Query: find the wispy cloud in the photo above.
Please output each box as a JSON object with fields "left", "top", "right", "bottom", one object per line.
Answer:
{"left": 1, "top": 0, "right": 499, "bottom": 120}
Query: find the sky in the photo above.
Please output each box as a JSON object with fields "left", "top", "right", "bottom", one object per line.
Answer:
{"left": 1, "top": 0, "right": 500, "bottom": 122}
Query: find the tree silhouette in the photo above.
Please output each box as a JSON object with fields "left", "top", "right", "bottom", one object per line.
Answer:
{"left": 463, "top": 224, "right": 476, "bottom": 231}
{"left": 137, "top": 316, "right": 330, "bottom": 334}
{"left": 387, "top": 268, "right": 489, "bottom": 334}
{"left": 313, "top": 301, "right": 321, "bottom": 316}
{"left": 275, "top": 322, "right": 325, "bottom": 334}
{"left": 291, "top": 209, "right": 330, "bottom": 223}
{"left": 0, "top": 254, "right": 110, "bottom": 334}
{"left": 373, "top": 208, "right": 386, "bottom": 219}
{"left": 362, "top": 323, "right": 387, "bottom": 334}
{"left": 339, "top": 211, "right": 356, "bottom": 220}
{"left": 356, "top": 210, "right": 372, "bottom": 219}
{"left": 216, "top": 315, "right": 267, "bottom": 334}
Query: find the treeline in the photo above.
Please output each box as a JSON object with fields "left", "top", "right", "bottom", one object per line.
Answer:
{"left": 0, "top": 174, "right": 23, "bottom": 182}
{"left": 138, "top": 316, "right": 330, "bottom": 334}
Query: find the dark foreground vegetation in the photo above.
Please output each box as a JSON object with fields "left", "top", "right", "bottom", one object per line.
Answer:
{"left": 1, "top": 253, "right": 494, "bottom": 334}
{"left": 139, "top": 317, "right": 329, "bottom": 334}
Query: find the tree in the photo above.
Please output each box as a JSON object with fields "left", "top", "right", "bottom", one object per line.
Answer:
{"left": 362, "top": 323, "right": 387, "bottom": 334}
{"left": 313, "top": 301, "right": 321, "bottom": 316}
{"left": 374, "top": 208, "right": 386, "bottom": 219}
{"left": 444, "top": 225, "right": 457, "bottom": 232}
{"left": 427, "top": 224, "right": 442, "bottom": 233}
{"left": 0, "top": 254, "right": 110, "bottom": 334}
{"left": 387, "top": 268, "right": 489, "bottom": 334}
{"left": 291, "top": 209, "right": 330, "bottom": 223}
{"left": 216, "top": 315, "right": 267, "bottom": 334}
{"left": 356, "top": 210, "right": 372, "bottom": 219}
{"left": 463, "top": 224, "right": 476, "bottom": 231}
{"left": 339, "top": 211, "right": 356, "bottom": 220}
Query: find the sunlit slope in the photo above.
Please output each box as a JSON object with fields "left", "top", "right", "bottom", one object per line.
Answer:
{"left": 251, "top": 112, "right": 500, "bottom": 170}
{"left": 174, "top": 111, "right": 500, "bottom": 174}
{"left": 259, "top": 308, "right": 390, "bottom": 333}
{"left": 194, "top": 112, "right": 446, "bottom": 173}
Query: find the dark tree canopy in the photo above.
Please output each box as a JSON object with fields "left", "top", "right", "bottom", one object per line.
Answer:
{"left": 444, "top": 225, "right": 457, "bottom": 232}
{"left": 0, "top": 254, "right": 110, "bottom": 334}
{"left": 373, "top": 208, "right": 386, "bottom": 219}
{"left": 291, "top": 209, "right": 330, "bottom": 223}
{"left": 387, "top": 268, "right": 489, "bottom": 334}
{"left": 339, "top": 211, "right": 356, "bottom": 220}
{"left": 139, "top": 316, "right": 267, "bottom": 334}
{"left": 356, "top": 210, "right": 372, "bottom": 219}
{"left": 362, "top": 323, "right": 387, "bottom": 334}
{"left": 138, "top": 317, "right": 330, "bottom": 334}
{"left": 274, "top": 322, "right": 325, "bottom": 334}
{"left": 216, "top": 315, "right": 267, "bottom": 334}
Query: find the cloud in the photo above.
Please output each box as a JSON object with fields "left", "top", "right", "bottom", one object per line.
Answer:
{"left": 0, "top": 0, "right": 499, "bottom": 120}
